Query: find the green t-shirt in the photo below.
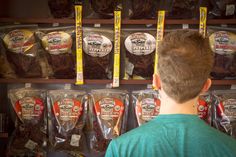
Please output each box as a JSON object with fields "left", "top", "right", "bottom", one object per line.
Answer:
{"left": 105, "top": 114, "right": 236, "bottom": 157}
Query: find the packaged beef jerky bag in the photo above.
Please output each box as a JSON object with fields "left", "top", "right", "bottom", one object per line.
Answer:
{"left": 208, "top": 0, "right": 236, "bottom": 19}
{"left": 159, "top": 0, "right": 198, "bottom": 19}
{"left": 48, "top": 0, "right": 74, "bottom": 18}
{"left": 36, "top": 26, "right": 75, "bottom": 79}
{"left": 88, "top": 89, "right": 129, "bottom": 152}
{"left": 212, "top": 90, "right": 236, "bottom": 139}
{"left": 88, "top": 0, "right": 121, "bottom": 18}
{"left": 0, "top": 40, "right": 17, "bottom": 78}
{"left": 198, "top": 92, "right": 212, "bottom": 123}
{"left": 123, "top": 29, "right": 156, "bottom": 79}
{"left": 0, "top": 25, "right": 43, "bottom": 78}
{"left": 83, "top": 28, "right": 113, "bottom": 79}
{"left": 208, "top": 27, "right": 236, "bottom": 79}
{"left": 8, "top": 88, "right": 47, "bottom": 156}
{"left": 132, "top": 90, "right": 161, "bottom": 127}
{"left": 127, "top": 0, "right": 158, "bottom": 19}
{"left": 47, "top": 89, "right": 88, "bottom": 155}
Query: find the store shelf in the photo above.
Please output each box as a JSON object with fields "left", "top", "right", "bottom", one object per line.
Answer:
{"left": 0, "top": 18, "right": 236, "bottom": 25}
{"left": 0, "top": 79, "right": 235, "bottom": 85}
{"left": 0, "top": 133, "right": 8, "bottom": 138}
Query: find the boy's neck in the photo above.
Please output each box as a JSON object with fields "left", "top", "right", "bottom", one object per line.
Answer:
{"left": 159, "top": 91, "right": 198, "bottom": 115}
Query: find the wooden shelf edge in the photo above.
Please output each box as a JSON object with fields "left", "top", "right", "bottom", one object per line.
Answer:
{"left": 0, "top": 79, "right": 235, "bottom": 85}
{"left": 0, "top": 133, "right": 8, "bottom": 138}
{"left": 0, "top": 18, "right": 236, "bottom": 25}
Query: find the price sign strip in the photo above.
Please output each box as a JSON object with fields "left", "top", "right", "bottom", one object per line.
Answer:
{"left": 199, "top": 7, "right": 207, "bottom": 38}
{"left": 75, "top": 4, "right": 84, "bottom": 85}
{"left": 153, "top": 11, "right": 165, "bottom": 89}
{"left": 112, "top": 10, "right": 121, "bottom": 87}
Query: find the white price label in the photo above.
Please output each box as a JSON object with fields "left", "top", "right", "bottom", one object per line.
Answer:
{"left": 70, "top": 134, "right": 81, "bottom": 147}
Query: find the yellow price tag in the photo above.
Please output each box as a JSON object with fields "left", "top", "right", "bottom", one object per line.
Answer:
{"left": 112, "top": 10, "right": 121, "bottom": 87}
{"left": 75, "top": 5, "right": 84, "bottom": 85}
{"left": 199, "top": 7, "right": 207, "bottom": 38}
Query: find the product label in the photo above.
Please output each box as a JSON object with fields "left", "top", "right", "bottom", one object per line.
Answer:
{"left": 3, "top": 29, "right": 35, "bottom": 54}
{"left": 70, "top": 134, "right": 81, "bottom": 147}
{"left": 226, "top": 4, "right": 235, "bottom": 16}
{"left": 83, "top": 34, "right": 113, "bottom": 57}
{"left": 223, "top": 99, "right": 236, "bottom": 119}
{"left": 42, "top": 31, "right": 72, "bottom": 55}
{"left": 199, "top": 7, "right": 207, "bottom": 38}
{"left": 24, "top": 139, "right": 38, "bottom": 150}
{"left": 95, "top": 98, "right": 124, "bottom": 120}
{"left": 75, "top": 4, "right": 84, "bottom": 85}
{"left": 15, "top": 97, "right": 44, "bottom": 122}
{"left": 212, "top": 31, "right": 236, "bottom": 55}
{"left": 197, "top": 99, "right": 209, "bottom": 119}
{"left": 113, "top": 10, "right": 121, "bottom": 87}
{"left": 53, "top": 98, "right": 82, "bottom": 131}
{"left": 125, "top": 32, "right": 156, "bottom": 56}
{"left": 136, "top": 98, "right": 161, "bottom": 121}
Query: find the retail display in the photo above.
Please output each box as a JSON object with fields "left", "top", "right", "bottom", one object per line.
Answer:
{"left": 123, "top": 30, "right": 156, "bottom": 79}
{"left": 132, "top": 90, "right": 161, "bottom": 126}
{"left": 212, "top": 90, "right": 236, "bottom": 139}
{"left": 47, "top": 89, "right": 88, "bottom": 155}
{"left": 8, "top": 88, "right": 47, "bottom": 156}
{"left": 83, "top": 28, "right": 113, "bottom": 79}
{"left": 209, "top": 29, "right": 236, "bottom": 79}
{"left": 89, "top": 89, "right": 129, "bottom": 152}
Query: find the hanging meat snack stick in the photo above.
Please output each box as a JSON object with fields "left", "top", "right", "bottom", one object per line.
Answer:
{"left": 89, "top": 89, "right": 129, "bottom": 152}
{"left": 0, "top": 25, "right": 42, "bottom": 78}
{"left": 132, "top": 90, "right": 161, "bottom": 126}
{"left": 8, "top": 88, "right": 47, "bottom": 156}
{"left": 47, "top": 90, "right": 87, "bottom": 155}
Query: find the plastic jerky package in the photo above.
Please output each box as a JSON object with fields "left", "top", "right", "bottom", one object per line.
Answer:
{"left": 126, "top": 0, "right": 158, "bottom": 19}
{"left": 208, "top": 0, "right": 236, "bottom": 19}
{"left": 88, "top": 0, "right": 121, "bottom": 18}
{"left": 83, "top": 28, "right": 113, "bottom": 79}
{"left": 212, "top": 90, "right": 236, "bottom": 139}
{"left": 159, "top": 0, "right": 198, "bottom": 19}
{"left": 48, "top": 0, "right": 74, "bottom": 18}
{"left": 123, "top": 29, "right": 156, "bottom": 79}
{"left": 89, "top": 89, "right": 129, "bottom": 152}
{"left": 197, "top": 92, "right": 212, "bottom": 123}
{"left": 0, "top": 25, "right": 44, "bottom": 78}
{"left": 8, "top": 88, "right": 47, "bottom": 156}
{"left": 208, "top": 27, "right": 236, "bottom": 79}
{"left": 47, "top": 90, "right": 88, "bottom": 156}
{"left": 36, "top": 26, "right": 75, "bottom": 79}
{"left": 132, "top": 90, "right": 161, "bottom": 127}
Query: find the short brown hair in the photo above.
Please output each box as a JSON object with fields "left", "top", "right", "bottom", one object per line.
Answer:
{"left": 158, "top": 30, "right": 213, "bottom": 103}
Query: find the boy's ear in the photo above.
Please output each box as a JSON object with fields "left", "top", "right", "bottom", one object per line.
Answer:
{"left": 201, "top": 78, "right": 212, "bottom": 93}
{"left": 153, "top": 74, "right": 161, "bottom": 89}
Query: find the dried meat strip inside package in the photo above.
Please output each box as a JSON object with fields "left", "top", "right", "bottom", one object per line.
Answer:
{"left": 89, "top": 89, "right": 129, "bottom": 152}
{"left": 212, "top": 90, "right": 236, "bottom": 139}
{"left": 8, "top": 88, "right": 47, "bottom": 156}
{"left": 123, "top": 30, "right": 156, "bottom": 79}
{"left": 48, "top": 0, "right": 74, "bottom": 18}
{"left": 208, "top": 28, "right": 236, "bottom": 79}
{"left": 36, "top": 26, "right": 76, "bottom": 79}
{"left": 47, "top": 90, "right": 88, "bottom": 155}
{"left": 132, "top": 90, "right": 161, "bottom": 126}
{"left": 0, "top": 25, "right": 43, "bottom": 78}
{"left": 83, "top": 28, "right": 113, "bottom": 79}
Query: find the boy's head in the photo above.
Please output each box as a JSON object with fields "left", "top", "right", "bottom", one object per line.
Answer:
{"left": 158, "top": 30, "right": 214, "bottom": 103}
